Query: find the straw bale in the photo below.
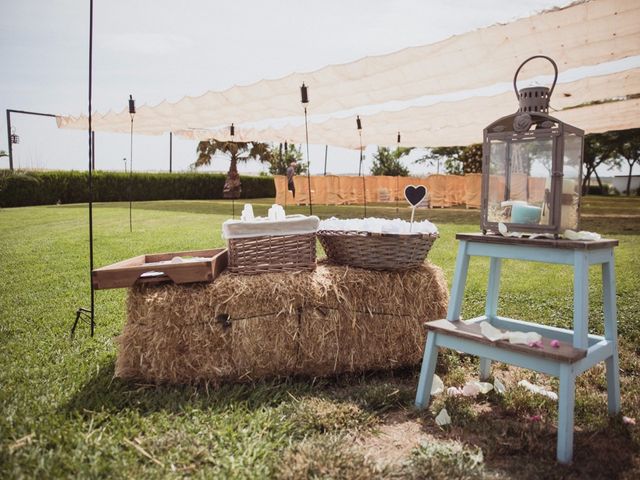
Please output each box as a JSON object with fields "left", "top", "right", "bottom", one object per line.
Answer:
{"left": 115, "top": 261, "right": 448, "bottom": 384}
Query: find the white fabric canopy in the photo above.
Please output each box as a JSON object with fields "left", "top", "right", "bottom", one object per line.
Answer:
{"left": 57, "top": 0, "right": 640, "bottom": 147}
{"left": 177, "top": 68, "right": 640, "bottom": 148}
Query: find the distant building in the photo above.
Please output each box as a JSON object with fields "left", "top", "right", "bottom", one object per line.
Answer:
{"left": 612, "top": 175, "right": 640, "bottom": 194}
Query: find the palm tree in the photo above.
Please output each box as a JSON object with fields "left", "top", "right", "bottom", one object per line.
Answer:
{"left": 194, "top": 139, "right": 272, "bottom": 198}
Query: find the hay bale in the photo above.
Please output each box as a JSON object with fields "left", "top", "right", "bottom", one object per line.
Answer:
{"left": 115, "top": 261, "right": 448, "bottom": 384}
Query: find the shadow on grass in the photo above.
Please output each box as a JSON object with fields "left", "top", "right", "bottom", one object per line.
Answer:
{"left": 414, "top": 412, "right": 639, "bottom": 479}
{"left": 61, "top": 357, "right": 422, "bottom": 421}
{"left": 61, "top": 358, "right": 325, "bottom": 418}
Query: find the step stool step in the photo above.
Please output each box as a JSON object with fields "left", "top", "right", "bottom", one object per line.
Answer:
{"left": 426, "top": 319, "right": 587, "bottom": 363}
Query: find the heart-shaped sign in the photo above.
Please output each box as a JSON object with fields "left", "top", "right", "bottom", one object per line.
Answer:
{"left": 404, "top": 185, "right": 427, "bottom": 207}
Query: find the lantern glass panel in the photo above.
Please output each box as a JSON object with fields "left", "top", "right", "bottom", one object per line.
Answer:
{"left": 560, "top": 132, "right": 582, "bottom": 230}
{"left": 486, "top": 137, "right": 553, "bottom": 227}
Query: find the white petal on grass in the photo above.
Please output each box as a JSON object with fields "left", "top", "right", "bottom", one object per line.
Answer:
{"left": 461, "top": 381, "right": 493, "bottom": 397}
{"left": 462, "top": 382, "right": 481, "bottom": 397}
{"left": 518, "top": 380, "right": 558, "bottom": 401}
{"left": 431, "top": 374, "right": 444, "bottom": 395}
{"left": 435, "top": 408, "right": 451, "bottom": 426}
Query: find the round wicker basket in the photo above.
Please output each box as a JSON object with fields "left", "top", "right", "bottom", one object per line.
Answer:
{"left": 317, "top": 230, "right": 438, "bottom": 271}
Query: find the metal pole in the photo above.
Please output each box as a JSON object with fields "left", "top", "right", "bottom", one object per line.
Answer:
{"left": 359, "top": 131, "right": 366, "bottom": 217}
{"left": 323, "top": 145, "right": 328, "bottom": 176}
{"left": 88, "top": 0, "right": 95, "bottom": 336}
{"left": 71, "top": 0, "right": 95, "bottom": 338}
{"left": 6, "top": 110, "right": 13, "bottom": 171}
{"left": 303, "top": 106, "right": 312, "bottom": 215}
{"left": 91, "top": 131, "right": 95, "bottom": 171}
{"left": 396, "top": 136, "right": 400, "bottom": 213}
{"left": 281, "top": 143, "right": 287, "bottom": 208}
{"left": 129, "top": 115, "right": 133, "bottom": 233}
{"left": 169, "top": 131, "right": 173, "bottom": 173}
{"left": 396, "top": 175, "right": 400, "bottom": 214}
{"left": 358, "top": 132, "right": 363, "bottom": 176}
{"left": 6, "top": 109, "right": 57, "bottom": 172}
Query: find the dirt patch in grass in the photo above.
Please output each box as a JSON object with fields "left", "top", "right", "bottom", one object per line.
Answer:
{"left": 354, "top": 410, "right": 430, "bottom": 467}
{"left": 276, "top": 435, "right": 386, "bottom": 480}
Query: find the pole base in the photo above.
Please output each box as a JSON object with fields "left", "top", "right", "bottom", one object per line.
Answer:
{"left": 70, "top": 307, "right": 95, "bottom": 338}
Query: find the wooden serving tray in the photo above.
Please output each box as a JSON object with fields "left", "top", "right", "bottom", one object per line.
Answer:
{"left": 92, "top": 248, "right": 228, "bottom": 290}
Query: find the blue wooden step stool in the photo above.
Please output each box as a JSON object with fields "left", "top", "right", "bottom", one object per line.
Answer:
{"left": 415, "top": 233, "right": 620, "bottom": 464}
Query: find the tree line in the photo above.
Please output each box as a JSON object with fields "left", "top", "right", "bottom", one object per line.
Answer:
{"left": 194, "top": 128, "right": 639, "bottom": 197}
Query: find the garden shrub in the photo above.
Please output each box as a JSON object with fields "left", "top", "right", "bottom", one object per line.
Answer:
{"left": 585, "top": 184, "right": 610, "bottom": 195}
{"left": 0, "top": 170, "right": 275, "bottom": 207}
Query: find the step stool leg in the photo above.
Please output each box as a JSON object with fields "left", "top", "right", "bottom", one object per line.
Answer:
{"left": 572, "top": 251, "right": 589, "bottom": 350}
{"left": 415, "top": 332, "right": 439, "bottom": 409}
{"left": 557, "top": 363, "right": 576, "bottom": 464}
{"left": 479, "top": 358, "right": 492, "bottom": 381}
{"left": 480, "top": 257, "right": 502, "bottom": 380}
{"left": 447, "top": 241, "right": 470, "bottom": 321}
{"left": 602, "top": 256, "right": 621, "bottom": 414}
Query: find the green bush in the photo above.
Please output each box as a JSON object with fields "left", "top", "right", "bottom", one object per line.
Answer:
{"left": 585, "top": 184, "right": 611, "bottom": 195}
{"left": 0, "top": 170, "right": 275, "bottom": 207}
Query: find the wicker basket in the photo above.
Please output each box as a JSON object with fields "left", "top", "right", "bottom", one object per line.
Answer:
{"left": 317, "top": 230, "right": 437, "bottom": 271}
{"left": 227, "top": 233, "right": 316, "bottom": 275}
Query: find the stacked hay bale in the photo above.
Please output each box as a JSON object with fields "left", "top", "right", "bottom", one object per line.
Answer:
{"left": 116, "top": 261, "right": 448, "bottom": 384}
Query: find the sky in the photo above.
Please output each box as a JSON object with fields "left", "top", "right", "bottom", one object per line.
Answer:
{"left": 2, "top": 0, "right": 627, "bottom": 177}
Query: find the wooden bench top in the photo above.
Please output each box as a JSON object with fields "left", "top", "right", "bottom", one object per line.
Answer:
{"left": 425, "top": 319, "right": 587, "bottom": 363}
{"left": 456, "top": 233, "right": 618, "bottom": 251}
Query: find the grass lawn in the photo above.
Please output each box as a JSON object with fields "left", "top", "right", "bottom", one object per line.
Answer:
{"left": 1, "top": 196, "right": 639, "bottom": 479}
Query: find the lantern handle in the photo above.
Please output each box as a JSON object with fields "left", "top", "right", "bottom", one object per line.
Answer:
{"left": 513, "top": 55, "right": 558, "bottom": 100}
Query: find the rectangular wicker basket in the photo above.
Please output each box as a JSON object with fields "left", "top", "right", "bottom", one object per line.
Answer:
{"left": 317, "top": 230, "right": 437, "bottom": 271}
{"left": 227, "top": 233, "right": 317, "bottom": 275}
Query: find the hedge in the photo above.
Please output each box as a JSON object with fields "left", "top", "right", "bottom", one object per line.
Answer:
{"left": 0, "top": 170, "right": 275, "bottom": 208}
{"left": 584, "top": 184, "right": 612, "bottom": 195}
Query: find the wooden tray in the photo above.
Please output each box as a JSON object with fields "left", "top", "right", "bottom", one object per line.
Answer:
{"left": 92, "top": 248, "right": 228, "bottom": 290}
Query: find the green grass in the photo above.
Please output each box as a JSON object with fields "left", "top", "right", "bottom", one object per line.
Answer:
{"left": 1, "top": 196, "right": 639, "bottom": 479}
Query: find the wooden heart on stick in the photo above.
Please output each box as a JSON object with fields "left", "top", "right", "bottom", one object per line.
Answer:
{"left": 404, "top": 185, "right": 428, "bottom": 231}
{"left": 404, "top": 185, "right": 427, "bottom": 207}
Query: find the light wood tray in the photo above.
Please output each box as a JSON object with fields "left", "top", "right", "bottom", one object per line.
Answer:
{"left": 92, "top": 248, "right": 228, "bottom": 290}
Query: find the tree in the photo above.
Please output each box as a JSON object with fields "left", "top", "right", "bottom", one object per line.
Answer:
{"left": 582, "top": 133, "right": 618, "bottom": 193}
{"left": 370, "top": 146, "right": 412, "bottom": 176}
{"left": 194, "top": 139, "right": 272, "bottom": 198}
{"left": 268, "top": 143, "right": 306, "bottom": 175}
{"left": 602, "top": 128, "right": 640, "bottom": 196}
{"left": 417, "top": 144, "right": 482, "bottom": 175}
{"left": 0, "top": 150, "right": 7, "bottom": 158}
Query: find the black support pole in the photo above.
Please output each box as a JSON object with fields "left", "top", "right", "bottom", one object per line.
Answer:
{"left": 323, "top": 145, "right": 328, "bottom": 176}
{"left": 359, "top": 131, "right": 366, "bottom": 217}
{"left": 6, "top": 110, "right": 13, "bottom": 171}
{"left": 71, "top": 0, "right": 95, "bottom": 338}
{"left": 6, "top": 109, "right": 57, "bottom": 171}
{"left": 91, "top": 131, "right": 95, "bottom": 171}
{"left": 129, "top": 116, "right": 133, "bottom": 232}
{"left": 303, "top": 106, "right": 312, "bottom": 215}
{"left": 87, "top": 0, "right": 95, "bottom": 337}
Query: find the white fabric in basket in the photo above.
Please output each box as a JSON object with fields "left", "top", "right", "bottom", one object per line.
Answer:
{"left": 222, "top": 215, "right": 320, "bottom": 239}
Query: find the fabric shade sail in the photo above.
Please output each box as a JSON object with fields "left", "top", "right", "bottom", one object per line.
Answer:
{"left": 177, "top": 68, "right": 640, "bottom": 148}
{"left": 56, "top": 0, "right": 640, "bottom": 147}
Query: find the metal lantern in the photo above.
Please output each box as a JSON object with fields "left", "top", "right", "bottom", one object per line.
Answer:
{"left": 481, "top": 55, "right": 584, "bottom": 236}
